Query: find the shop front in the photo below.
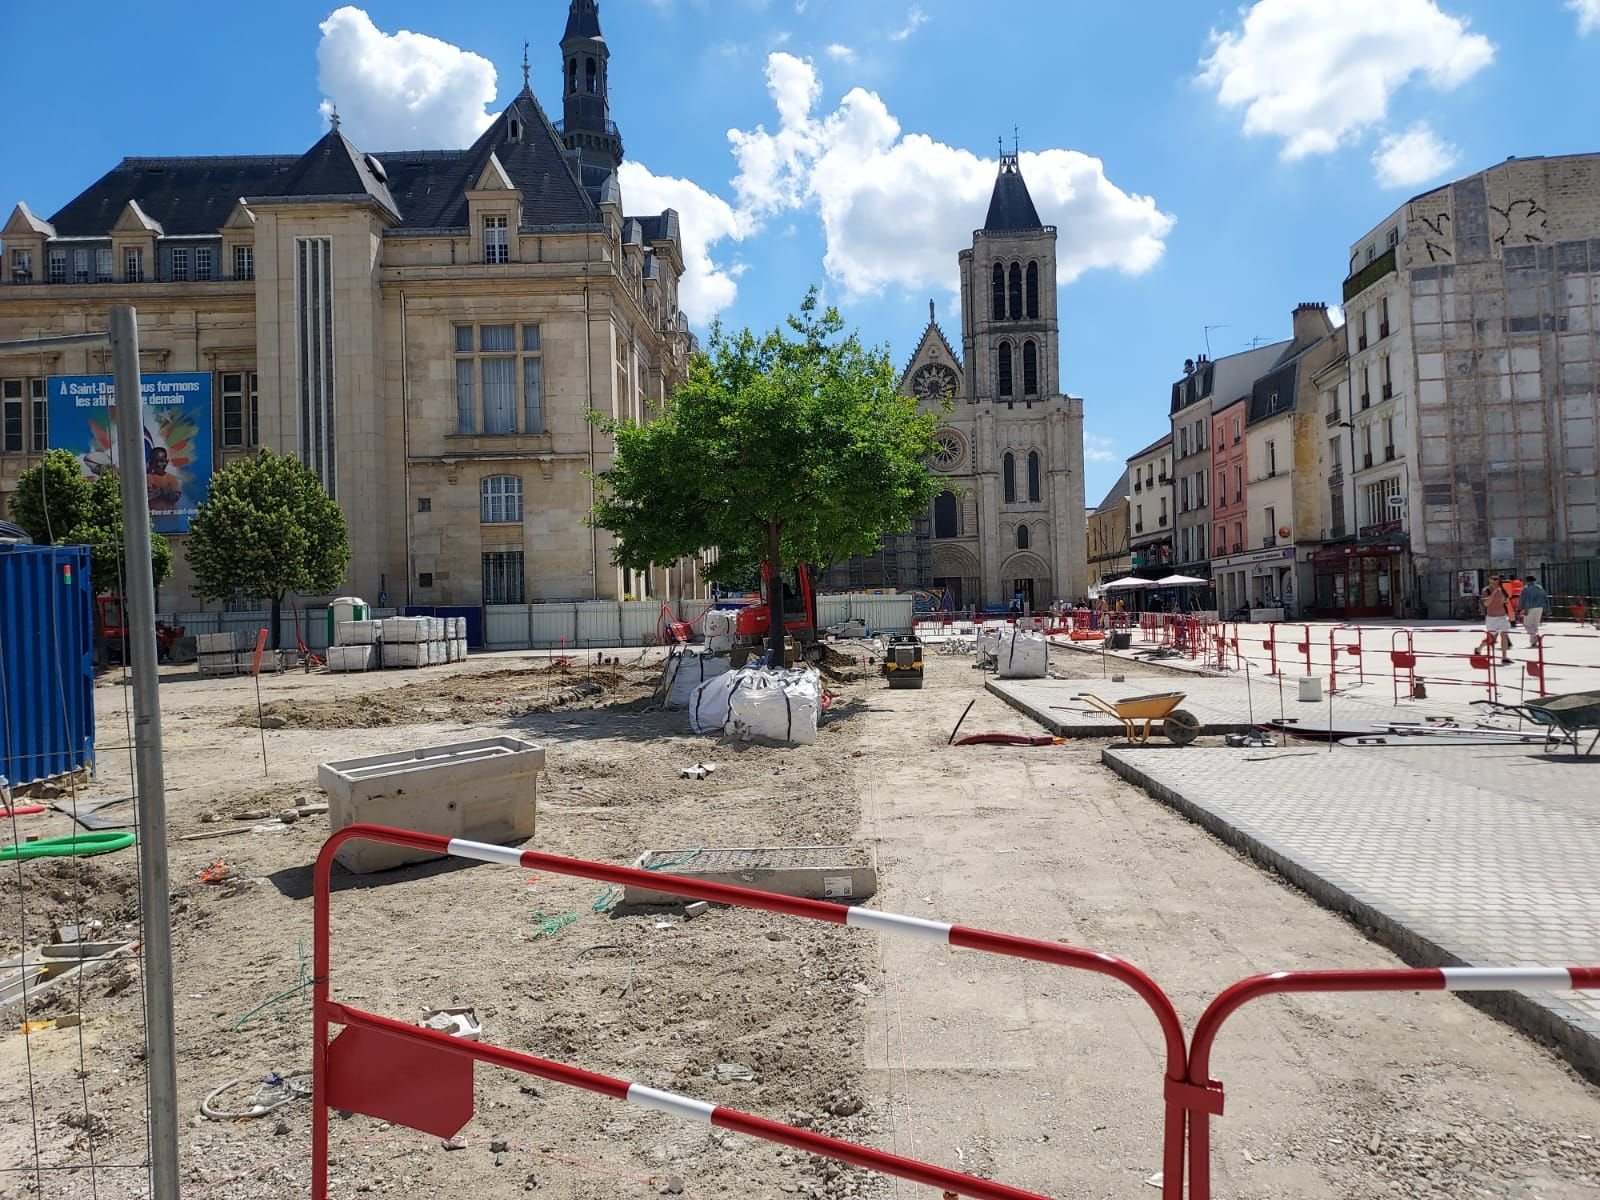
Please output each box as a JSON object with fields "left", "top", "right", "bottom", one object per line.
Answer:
{"left": 1211, "top": 544, "right": 1298, "bottom": 619}
{"left": 1312, "top": 532, "right": 1409, "bottom": 618}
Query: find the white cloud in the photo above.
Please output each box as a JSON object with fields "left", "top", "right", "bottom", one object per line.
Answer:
{"left": 889, "top": 5, "right": 928, "bottom": 41}
{"left": 1199, "top": 0, "right": 1493, "bottom": 160}
{"left": 618, "top": 162, "right": 751, "bottom": 325}
{"left": 1084, "top": 434, "right": 1117, "bottom": 463}
{"left": 1370, "top": 122, "right": 1461, "bottom": 188}
{"left": 1571, "top": 0, "right": 1600, "bottom": 33}
{"left": 316, "top": 7, "right": 497, "bottom": 148}
{"left": 825, "top": 43, "right": 857, "bottom": 62}
{"left": 726, "top": 53, "right": 1173, "bottom": 298}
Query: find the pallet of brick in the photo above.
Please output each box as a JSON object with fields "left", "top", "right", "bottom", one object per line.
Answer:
{"left": 337, "top": 619, "right": 381, "bottom": 645}
{"left": 431, "top": 617, "right": 447, "bottom": 641}
{"left": 381, "top": 616, "right": 427, "bottom": 644}
{"left": 450, "top": 617, "right": 467, "bottom": 640}
{"left": 429, "top": 640, "right": 445, "bottom": 666}
{"left": 197, "top": 652, "right": 238, "bottom": 678}
{"left": 327, "top": 644, "right": 377, "bottom": 672}
{"left": 383, "top": 641, "right": 426, "bottom": 669}
{"left": 453, "top": 638, "right": 467, "bottom": 662}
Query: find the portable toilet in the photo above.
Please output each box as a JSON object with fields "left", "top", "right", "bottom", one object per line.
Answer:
{"left": 327, "top": 596, "right": 368, "bottom": 646}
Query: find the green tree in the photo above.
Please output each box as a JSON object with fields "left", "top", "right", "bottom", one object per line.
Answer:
{"left": 591, "top": 289, "right": 942, "bottom": 665}
{"left": 186, "top": 449, "right": 350, "bottom": 648}
{"left": 10, "top": 450, "right": 92, "bottom": 545}
{"left": 64, "top": 471, "right": 174, "bottom": 591}
{"left": 12, "top": 452, "right": 171, "bottom": 593}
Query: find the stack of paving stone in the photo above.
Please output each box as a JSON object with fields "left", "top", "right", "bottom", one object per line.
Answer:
{"left": 197, "top": 631, "right": 240, "bottom": 677}
{"left": 328, "top": 618, "right": 381, "bottom": 672}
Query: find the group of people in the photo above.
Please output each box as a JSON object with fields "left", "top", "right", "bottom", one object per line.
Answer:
{"left": 1479, "top": 573, "right": 1550, "bottom": 663}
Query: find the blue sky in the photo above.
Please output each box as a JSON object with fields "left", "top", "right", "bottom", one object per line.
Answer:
{"left": 3, "top": 0, "right": 1597, "bottom": 505}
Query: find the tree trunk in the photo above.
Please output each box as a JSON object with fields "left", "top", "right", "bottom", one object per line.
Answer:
{"left": 767, "top": 521, "right": 786, "bottom": 668}
{"left": 270, "top": 594, "right": 283, "bottom": 652}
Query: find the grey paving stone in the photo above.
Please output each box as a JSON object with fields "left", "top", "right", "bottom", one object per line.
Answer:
{"left": 1102, "top": 743, "right": 1600, "bottom": 1077}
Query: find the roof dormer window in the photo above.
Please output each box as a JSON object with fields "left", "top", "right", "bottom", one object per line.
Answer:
{"left": 508, "top": 118, "right": 521, "bottom": 141}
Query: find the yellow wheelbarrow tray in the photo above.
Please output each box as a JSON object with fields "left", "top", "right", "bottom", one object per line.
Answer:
{"left": 1077, "top": 691, "right": 1201, "bottom": 746}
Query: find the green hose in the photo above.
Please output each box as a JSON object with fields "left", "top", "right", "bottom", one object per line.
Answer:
{"left": 0, "top": 831, "right": 137, "bottom": 862}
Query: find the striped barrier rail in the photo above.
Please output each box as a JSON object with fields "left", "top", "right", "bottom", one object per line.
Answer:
{"left": 1182, "top": 965, "right": 1600, "bottom": 1200}
{"left": 312, "top": 825, "right": 1192, "bottom": 1200}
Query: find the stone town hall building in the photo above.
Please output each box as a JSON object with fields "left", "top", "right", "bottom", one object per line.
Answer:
{"left": 0, "top": 0, "right": 702, "bottom": 609}
{"left": 890, "top": 153, "right": 1088, "bottom": 610}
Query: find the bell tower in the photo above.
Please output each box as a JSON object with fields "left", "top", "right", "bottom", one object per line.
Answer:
{"left": 560, "top": 0, "right": 623, "bottom": 181}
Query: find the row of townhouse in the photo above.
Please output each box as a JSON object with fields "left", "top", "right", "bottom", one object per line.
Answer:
{"left": 1091, "top": 151, "right": 1600, "bottom": 619}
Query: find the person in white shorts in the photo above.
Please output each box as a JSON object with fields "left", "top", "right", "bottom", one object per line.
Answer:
{"left": 1479, "top": 575, "right": 1513, "bottom": 665}
{"left": 1518, "top": 575, "right": 1549, "bottom": 647}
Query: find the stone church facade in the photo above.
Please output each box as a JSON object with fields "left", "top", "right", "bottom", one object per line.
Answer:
{"left": 894, "top": 153, "right": 1088, "bottom": 610}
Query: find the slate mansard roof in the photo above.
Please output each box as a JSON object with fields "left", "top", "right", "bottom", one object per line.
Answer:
{"left": 46, "top": 86, "right": 608, "bottom": 238}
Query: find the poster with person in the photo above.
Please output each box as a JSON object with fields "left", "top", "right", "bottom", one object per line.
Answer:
{"left": 47, "top": 373, "right": 212, "bottom": 534}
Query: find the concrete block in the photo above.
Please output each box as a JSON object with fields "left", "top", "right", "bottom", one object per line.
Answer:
{"left": 382, "top": 616, "right": 428, "bottom": 644}
{"left": 383, "top": 642, "right": 426, "bottom": 669}
{"left": 198, "top": 652, "right": 238, "bottom": 677}
{"left": 196, "top": 632, "right": 237, "bottom": 654}
{"left": 317, "top": 735, "right": 544, "bottom": 873}
{"left": 328, "top": 644, "right": 376, "bottom": 672}
{"left": 621, "top": 847, "right": 877, "bottom": 907}
{"left": 337, "top": 619, "right": 381, "bottom": 645}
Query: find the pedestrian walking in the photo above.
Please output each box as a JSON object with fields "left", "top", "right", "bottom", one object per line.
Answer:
{"left": 1518, "top": 575, "right": 1549, "bottom": 647}
{"left": 1479, "top": 574, "right": 1513, "bottom": 665}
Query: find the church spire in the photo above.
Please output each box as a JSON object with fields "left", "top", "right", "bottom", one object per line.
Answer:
{"left": 560, "top": 0, "right": 622, "bottom": 179}
{"left": 983, "top": 145, "right": 1042, "bottom": 232}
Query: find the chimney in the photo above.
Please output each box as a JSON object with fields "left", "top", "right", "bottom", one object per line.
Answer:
{"left": 1292, "top": 301, "right": 1333, "bottom": 347}
{"left": 1183, "top": 358, "right": 1195, "bottom": 376}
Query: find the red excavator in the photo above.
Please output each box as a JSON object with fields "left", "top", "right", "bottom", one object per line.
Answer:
{"left": 730, "top": 561, "right": 824, "bottom": 667}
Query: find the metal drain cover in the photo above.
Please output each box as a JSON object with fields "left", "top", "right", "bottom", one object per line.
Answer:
{"left": 624, "top": 845, "right": 877, "bottom": 907}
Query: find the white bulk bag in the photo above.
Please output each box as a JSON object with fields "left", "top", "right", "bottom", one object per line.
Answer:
{"left": 702, "top": 609, "right": 736, "bottom": 653}
{"left": 996, "top": 628, "right": 1047, "bottom": 679}
{"left": 725, "top": 667, "right": 823, "bottom": 747}
{"left": 664, "top": 650, "right": 732, "bottom": 709}
{"left": 689, "top": 670, "right": 743, "bottom": 735}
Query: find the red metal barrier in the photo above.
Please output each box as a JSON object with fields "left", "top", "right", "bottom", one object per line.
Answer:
{"left": 1183, "top": 965, "right": 1600, "bottom": 1200}
{"left": 1389, "top": 630, "right": 1417, "bottom": 703}
{"left": 312, "top": 826, "right": 1191, "bottom": 1200}
{"left": 1327, "top": 625, "right": 1364, "bottom": 693}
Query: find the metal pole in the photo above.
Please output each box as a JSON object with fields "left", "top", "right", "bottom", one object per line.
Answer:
{"left": 109, "top": 305, "right": 181, "bottom": 1200}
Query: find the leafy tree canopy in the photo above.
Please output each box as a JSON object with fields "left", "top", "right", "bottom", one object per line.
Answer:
{"left": 591, "top": 290, "right": 942, "bottom": 621}
{"left": 12, "top": 451, "right": 171, "bottom": 591}
{"left": 10, "top": 450, "right": 91, "bottom": 545}
{"left": 186, "top": 450, "right": 350, "bottom": 646}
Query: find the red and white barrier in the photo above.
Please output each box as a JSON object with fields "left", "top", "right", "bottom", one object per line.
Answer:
{"left": 1182, "top": 965, "right": 1600, "bottom": 1200}
{"left": 312, "top": 825, "right": 1190, "bottom": 1200}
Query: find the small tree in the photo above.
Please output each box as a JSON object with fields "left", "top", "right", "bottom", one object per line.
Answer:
{"left": 12, "top": 451, "right": 171, "bottom": 593}
{"left": 592, "top": 290, "right": 942, "bottom": 665}
{"left": 186, "top": 450, "right": 350, "bottom": 648}
{"left": 10, "top": 450, "right": 92, "bottom": 545}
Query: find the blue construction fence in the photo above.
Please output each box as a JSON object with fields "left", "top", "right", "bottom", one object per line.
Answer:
{"left": 0, "top": 544, "right": 96, "bottom": 789}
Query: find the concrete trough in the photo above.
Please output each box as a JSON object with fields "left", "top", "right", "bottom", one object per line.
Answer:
{"left": 621, "top": 846, "right": 877, "bottom": 907}
{"left": 318, "top": 736, "right": 544, "bottom": 873}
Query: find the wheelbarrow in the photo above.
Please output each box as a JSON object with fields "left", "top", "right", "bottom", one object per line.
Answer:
{"left": 1522, "top": 690, "right": 1600, "bottom": 756}
{"left": 1078, "top": 691, "right": 1200, "bottom": 746}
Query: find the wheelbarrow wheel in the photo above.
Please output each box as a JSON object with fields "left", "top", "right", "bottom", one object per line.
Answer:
{"left": 1163, "top": 709, "right": 1200, "bottom": 746}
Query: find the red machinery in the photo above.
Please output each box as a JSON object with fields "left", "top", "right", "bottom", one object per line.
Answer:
{"left": 96, "top": 595, "right": 185, "bottom": 666}
{"left": 730, "top": 562, "right": 823, "bottom": 667}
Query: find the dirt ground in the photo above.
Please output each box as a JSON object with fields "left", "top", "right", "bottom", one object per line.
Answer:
{"left": 2, "top": 644, "right": 1598, "bottom": 1199}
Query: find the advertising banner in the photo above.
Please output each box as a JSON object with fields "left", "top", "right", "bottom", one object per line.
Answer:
{"left": 47, "top": 373, "right": 212, "bottom": 534}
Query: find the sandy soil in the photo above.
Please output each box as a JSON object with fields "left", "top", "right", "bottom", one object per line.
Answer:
{"left": 1, "top": 644, "right": 1597, "bottom": 1200}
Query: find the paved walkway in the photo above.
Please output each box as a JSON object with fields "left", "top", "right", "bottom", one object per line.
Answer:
{"left": 988, "top": 675, "right": 1461, "bottom": 737}
{"left": 1101, "top": 742, "right": 1600, "bottom": 1077}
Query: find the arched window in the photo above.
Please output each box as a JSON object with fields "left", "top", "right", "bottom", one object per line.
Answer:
{"left": 1026, "top": 261, "right": 1039, "bottom": 318}
{"left": 997, "top": 341, "right": 1013, "bottom": 396}
{"left": 1003, "top": 452, "right": 1016, "bottom": 504}
{"left": 933, "top": 490, "right": 958, "bottom": 539}
{"left": 568, "top": 59, "right": 578, "bottom": 95}
{"left": 481, "top": 474, "right": 524, "bottom": 523}
{"left": 1022, "top": 340, "right": 1038, "bottom": 395}
{"left": 1008, "top": 262, "right": 1022, "bottom": 320}
{"left": 1027, "top": 451, "right": 1042, "bottom": 503}
{"left": 991, "top": 263, "right": 1004, "bottom": 321}
{"left": 585, "top": 57, "right": 598, "bottom": 94}
{"left": 1016, "top": 524, "right": 1030, "bottom": 550}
